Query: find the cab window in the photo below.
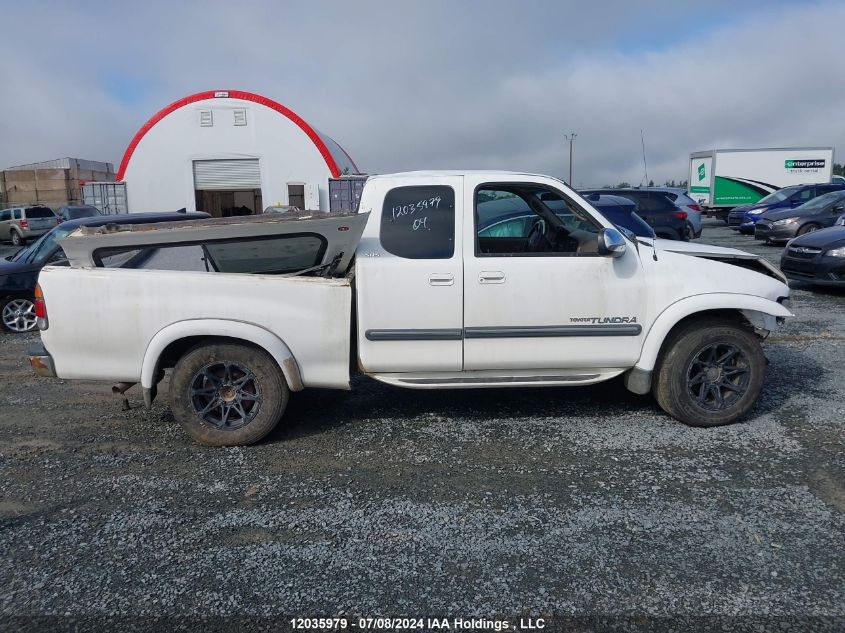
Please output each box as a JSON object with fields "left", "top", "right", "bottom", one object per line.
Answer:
{"left": 379, "top": 185, "right": 455, "bottom": 259}
{"left": 475, "top": 184, "right": 601, "bottom": 256}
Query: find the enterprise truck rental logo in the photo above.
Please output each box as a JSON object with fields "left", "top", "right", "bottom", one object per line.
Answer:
{"left": 785, "top": 159, "right": 826, "bottom": 170}
{"left": 697, "top": 163, "right": 706, "bottom": 181}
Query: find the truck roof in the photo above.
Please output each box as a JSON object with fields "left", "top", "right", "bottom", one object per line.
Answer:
{"left": 368, "top": 170, "right": 555, "bottom": 180}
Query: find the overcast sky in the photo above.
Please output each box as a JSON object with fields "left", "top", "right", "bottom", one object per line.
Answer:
{"left": 1, "top": 0, "right": 842, "bottom": 187}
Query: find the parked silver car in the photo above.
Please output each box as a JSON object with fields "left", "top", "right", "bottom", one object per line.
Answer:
{"left": 0, "top": 206, "right": 59, "bottom": 245}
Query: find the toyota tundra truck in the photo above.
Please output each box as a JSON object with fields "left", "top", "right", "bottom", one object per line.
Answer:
{"left": 29, "top": 171, "right": 793, "bottom": 445}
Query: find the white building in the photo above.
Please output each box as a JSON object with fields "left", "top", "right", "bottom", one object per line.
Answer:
{"left": 117, "top": 90, "right": 359, "bottom": 216}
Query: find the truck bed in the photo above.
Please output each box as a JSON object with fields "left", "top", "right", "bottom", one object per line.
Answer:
{"left": 38, "top": 263, "right": 353, "bottom": 390}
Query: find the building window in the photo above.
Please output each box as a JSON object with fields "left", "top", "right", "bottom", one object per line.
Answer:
{"left": 380, "top": 185, "right": 455, "bottom": 259}
{"left": 288, "top": 184, "right": 305, "bottom": 210}
{"left": 233, "top": 109, "right": 247, "bottom": 126}
{"left": 199, "top": 110, "right": 213, "bottom": 127}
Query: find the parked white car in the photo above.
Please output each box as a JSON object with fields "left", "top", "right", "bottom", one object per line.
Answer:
{"left": 30, "top": 171, "right": 792, "bottom": 445}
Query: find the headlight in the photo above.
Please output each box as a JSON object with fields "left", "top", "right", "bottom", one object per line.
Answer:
{"left": 748, "top": 209, "right": 765, "bottom": 215}
{"left": 826, "top": 246, "right": 845, "bottom": 257}
{"left": 772, "top": 217, "right": 798, "bottom": 226}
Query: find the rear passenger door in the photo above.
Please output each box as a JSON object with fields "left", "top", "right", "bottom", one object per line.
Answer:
{"left": 356, "top": 176, "right": 465, "bottom": 373}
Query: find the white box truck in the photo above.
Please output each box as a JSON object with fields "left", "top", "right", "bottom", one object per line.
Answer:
{"left": 689, "top": 147, "right": 834, "bottom": 210}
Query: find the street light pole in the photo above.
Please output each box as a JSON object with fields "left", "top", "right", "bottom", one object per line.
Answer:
{"left": 564, "top": 132, "right": 577, "bottom": 185}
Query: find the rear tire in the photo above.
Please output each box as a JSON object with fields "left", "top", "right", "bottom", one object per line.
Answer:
{"left": 653, "top": 318, "right": 766, "bottom": 427}
{"left": 169, "top": 342, "right": 289, "bottom": 446}
{"left": 10, "top": 230, "right": 24, "bottom": 246}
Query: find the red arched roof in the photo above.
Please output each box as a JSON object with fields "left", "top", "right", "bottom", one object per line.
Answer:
{"left": 116, "top": 90, "right": 342, "bottom": 180}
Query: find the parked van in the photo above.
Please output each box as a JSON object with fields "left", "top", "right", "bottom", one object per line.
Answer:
{"left": 0, "top": 206, "right": 59, "bottom": 246}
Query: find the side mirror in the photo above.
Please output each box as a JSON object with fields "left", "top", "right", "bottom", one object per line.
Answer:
{"left": 597, "top": 227, "right": 627, "bottom": 258}
{"left": 833, "top": 205, "right": 844, "bottom": 213}
{"left": 618, "top": 227, "right": 638, "bottom": 242}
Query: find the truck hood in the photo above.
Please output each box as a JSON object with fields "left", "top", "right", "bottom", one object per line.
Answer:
{"left": 647, "top": 238, "right": 787, "bottom": 283}
{"left": 59, "top": 211, "right": 369, "bottom": 276}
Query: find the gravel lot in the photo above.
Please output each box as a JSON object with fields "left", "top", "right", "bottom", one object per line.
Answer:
{"left": 0, "top": 220, "right": 843, "bottom": 632}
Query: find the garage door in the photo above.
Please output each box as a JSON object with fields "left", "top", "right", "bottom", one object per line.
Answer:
{"left": 193, "top": 159, "right": 261, "bottom": 190}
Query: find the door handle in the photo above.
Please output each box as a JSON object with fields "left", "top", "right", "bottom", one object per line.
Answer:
{"left": 479, "top": 271, "right": 505, "bottom": 284}
{"left": 428, "top": 273, "right": 454, "bottom": 286}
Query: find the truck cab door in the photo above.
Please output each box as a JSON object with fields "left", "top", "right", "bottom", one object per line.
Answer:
{"left": 463, "top": 175, "right": 647, "bottom": 372}
{"left": 356, "top": 176, "right": 464, "bottom": 373}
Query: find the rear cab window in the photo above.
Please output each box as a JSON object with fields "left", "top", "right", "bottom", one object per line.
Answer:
{"left": 379, "top": 185, "right": 456, "bottom": 259}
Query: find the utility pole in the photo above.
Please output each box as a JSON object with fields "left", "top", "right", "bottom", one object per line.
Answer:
{"left": 564, "top": 132, "right": 577, "bottom": 185}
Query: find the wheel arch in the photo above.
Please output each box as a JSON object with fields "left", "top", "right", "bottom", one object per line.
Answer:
{"left": 141, "top": 319, "right": 304, "bottom": 397}
{"left": 624, "top": 294, "right": 792, "bottom": 394}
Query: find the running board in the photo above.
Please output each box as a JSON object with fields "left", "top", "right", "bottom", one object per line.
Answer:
{"left": 370, "top": 370, "right": 623, "bottom": 390}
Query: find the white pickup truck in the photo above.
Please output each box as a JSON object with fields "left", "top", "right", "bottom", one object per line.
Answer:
{"left": 29, "top": 171, "right": 793, "bottom": 445}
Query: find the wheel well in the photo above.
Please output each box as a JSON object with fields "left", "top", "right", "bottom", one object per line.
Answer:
{"left": 156, "top": 335, "right": 269, "bottom": 376}
{"left": 654, "top": 309, "right": 753, "bottom": 369}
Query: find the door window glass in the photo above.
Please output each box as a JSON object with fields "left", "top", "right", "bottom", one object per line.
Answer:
{"left": 0, "top": 210, "right": 10, "bottom": 221}
{"left": 380, "top": 185, "right": 455, "bottom": 259}
{"left": 476, "top": 184, "right": 601, "bottom": 256}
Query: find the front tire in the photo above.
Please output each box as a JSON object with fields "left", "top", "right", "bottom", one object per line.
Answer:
{"left": 169, "top": 342, "right": 289, "bottom": 446}
{"left": 653, "top": 318, "right": 766, "bottom": 427}
{"left": 797, "top": 223, "right": 820, "bottom": 236}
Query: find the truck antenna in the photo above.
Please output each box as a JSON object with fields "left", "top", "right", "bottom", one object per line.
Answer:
{"left": 640, "top": 129, "right": 649, "bottom": 187}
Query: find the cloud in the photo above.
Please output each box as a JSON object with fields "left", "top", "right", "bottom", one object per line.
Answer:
{"left": 0, "top": 0, "right": 840, "bottom": 188}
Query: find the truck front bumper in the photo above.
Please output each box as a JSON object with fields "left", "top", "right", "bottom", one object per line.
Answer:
{"left": 28, "top": 343, "right": 56, "bottom": 377}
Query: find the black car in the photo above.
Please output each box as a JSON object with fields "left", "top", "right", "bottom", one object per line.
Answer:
{"left": 55, "top": 205, "right": 103, "bottom": 222}
{"left": 580, "top": 189, "right": 689, "bottom": 240}
{"left": 780, "top": 225, "right": 845, "bottom": 287}
{"left": 755, "top": 190, "right": 845, "bottom": 244}
{"left": 1, "top": 212, "right": 209, "bottom": 332}
{"left": 582, "top": 193, "right": 655, "bottom": 238}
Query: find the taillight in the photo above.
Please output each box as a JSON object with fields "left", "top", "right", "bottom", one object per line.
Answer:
{"left": 673, "top": 211, "right": 688, "bottom": 220}
{"left": 20, "top": 219, "right": 28, "bottom": 228}
{"left": 34, "top": 283, "right": 48, "bottom": 330}
{"left": 687, "top": 204, "right": 701, "bottom": 212}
